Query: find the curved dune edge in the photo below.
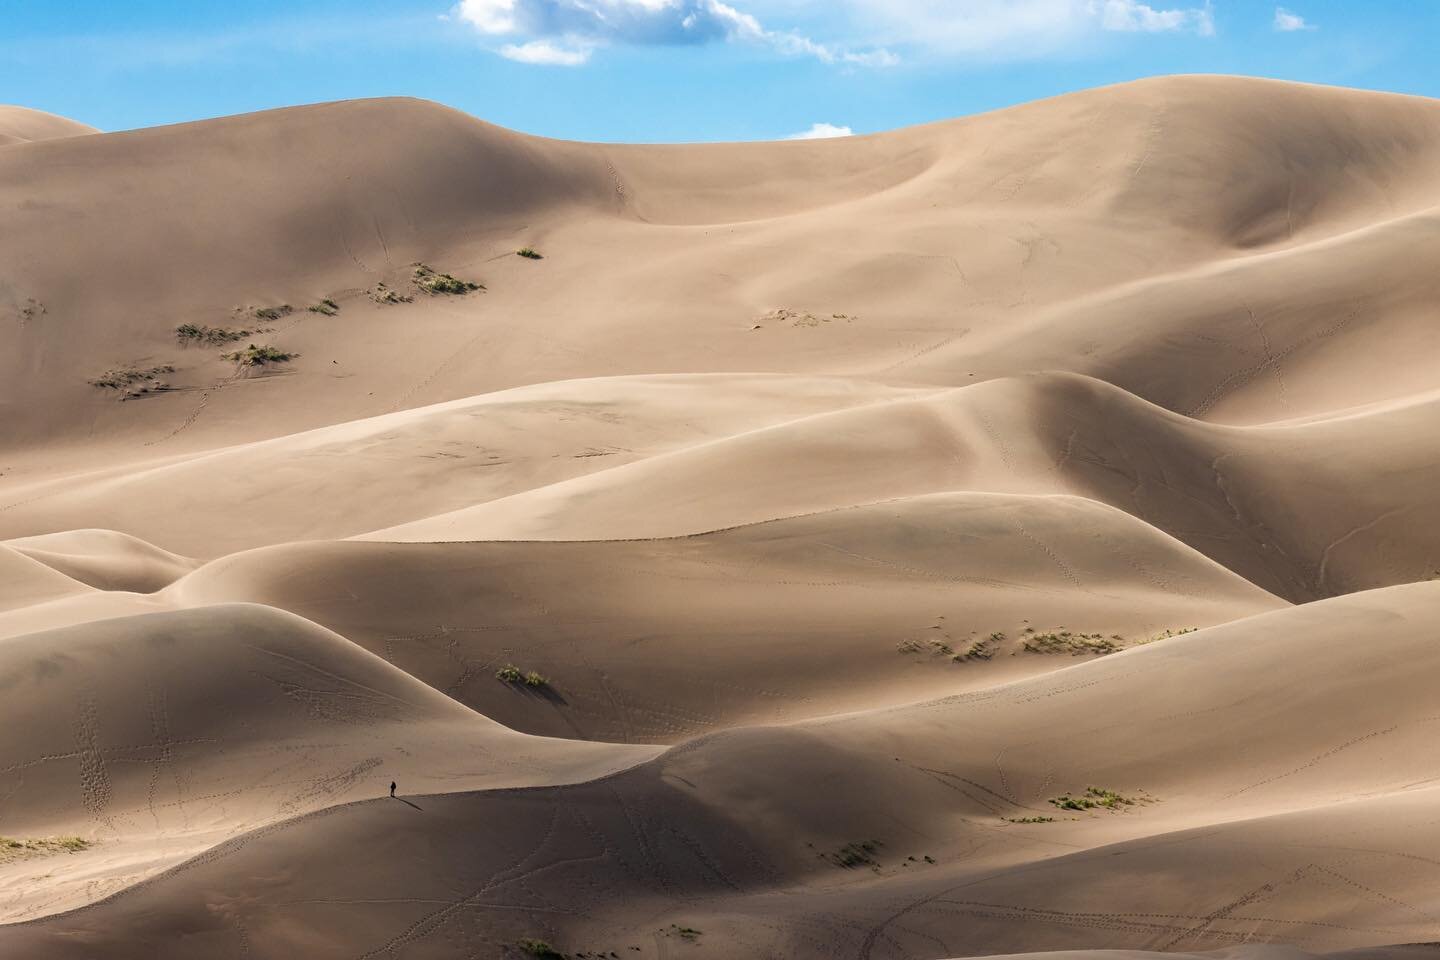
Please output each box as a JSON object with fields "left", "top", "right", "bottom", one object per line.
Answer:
{"left": 358, "top": 371, "right": 1440, "bottom": 603}
{"left": 0, "top": 603, "right": 658, "bottom": 923}
{"left": 0, "top": 492, "right": 1284, "bottom": 737}
{"left": 0, "top": 105, "right": 97, "bottom": 147}
{"left": 4, "top": 529, "right": 198, "bottom": 592}
{"left": 7, "top": 583, "right": 1440, "bottom": 954}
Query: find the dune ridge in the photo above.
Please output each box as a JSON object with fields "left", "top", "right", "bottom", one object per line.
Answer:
{"left": 3, "top": 75, "right": 1440, "bottom": 959}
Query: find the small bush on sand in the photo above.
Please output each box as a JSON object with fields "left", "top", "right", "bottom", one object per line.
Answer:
{"left": 307, "top": 298, "right": 340, "bottom": 316}
{"left": 222, "top": 344, "right": 296, "bottom": 366}
{"left": 370, "top": 282, "right": 414, "bottom": 305}
{"left": 517, "top": 247, "right": 543, "bottom": 260}
{"left": 955, "top": 631, "right": 1005, "bottom": 662}
{"left": 517, "top": 939, "right": 564, "bottom": 958}
{"left": 252, "top": 305, "right": 293, "bottom": 321}
{"left": 495, "top": 664, "right": 550, "bottom": 688}
{"left": 1050, "top": 786, "right": 1143, "bottom": 811}
{"left": 90, "top": 365, "right": 175, "bottom": 389}
{"left": 176, "top": 323, "right": 252, "bottom": 345}
{"left": 413, "top": 263, "right": 483, "bottom": 295}
{"left": 0, "top": 836, "right": 93, "bottom": 862}
{"left": 1023, "top": 631, "right": 1121, "bottom": 656}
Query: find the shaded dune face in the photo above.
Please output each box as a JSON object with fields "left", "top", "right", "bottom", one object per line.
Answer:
{"left": 4, "top": 76, "right": 1440, "bottom": 959}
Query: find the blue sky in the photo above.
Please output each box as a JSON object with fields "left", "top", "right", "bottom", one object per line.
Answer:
{"left": 0, "top": 1, "right": 1434, "bottom": 141}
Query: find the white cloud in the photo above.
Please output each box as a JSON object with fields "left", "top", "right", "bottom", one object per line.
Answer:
{"left": 454, "top": 0, "right": 896, "bottom": 66}
{"left": 787, "top": 1, "right": 1216, "bottom": 59}
{"left": 500, "top": 38, "right": 592, "bottom": 64}
{"left": 1273, "top": 7, "right": 1314, "bottom": 31}
{"left": 1098, "top": 0, "right": 1213, "bottom": 36}
{"left": 786, "top": 122, "right": 853, "bottom": 139}
{"left": 458, "top": 0, "right": 519, "bottom": 33}
{"left": 455, "top": 0, "right": 1217, "bottom": 67}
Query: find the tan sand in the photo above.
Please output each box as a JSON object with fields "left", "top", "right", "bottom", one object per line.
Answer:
{"left": 3, "top": 75, "right": 1440, "bottom": 958}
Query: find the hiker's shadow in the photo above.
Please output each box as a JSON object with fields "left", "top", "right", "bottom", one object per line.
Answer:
{"left": 391, "top": 796, "right": 423, "bottom": 811}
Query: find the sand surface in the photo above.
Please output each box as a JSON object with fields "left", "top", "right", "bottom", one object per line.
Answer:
{"left": 3, "top": 75, "right": 1440, "bottom": 958}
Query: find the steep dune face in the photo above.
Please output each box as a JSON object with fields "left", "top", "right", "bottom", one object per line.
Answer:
{"left": 171, "top": 494, "right": 1282, "bottom": 741}
{"left": 4, "top": 75, "right": 1440, "bottom": 958}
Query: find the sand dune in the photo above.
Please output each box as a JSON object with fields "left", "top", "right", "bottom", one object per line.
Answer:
{"left": 170, "top": 493, "right": 1283, "bottom": 740}
{"left": 4, "top": 75, "right": 1440, "bottom": 958}
{"left": 0, "top": 374, "right": 923, "bottom": 555}
{"left": 0, "top": 105, "right": 97, "bottom": 146}
{"left": 367, "top": 372, "right": 1440, "bottom": 602}
{"left": 0, "top": 603, "right": 652, "bottom": 920}
{"left": 10, "top": 585, "right": 1440, "bottom": 956}
{"left": 4, "top": 529, "right": 197, "bottom": 592}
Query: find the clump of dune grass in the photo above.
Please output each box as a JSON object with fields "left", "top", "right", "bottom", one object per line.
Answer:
{"left": 90, "top": 365, "right": 175, "bottom": 389}
{"left": 1023, "top": 630, "right": 1122, "bottom": 656}
{"left": 495, "top": 664, "right": 550, "bottom": 688}
{"left": 412, "top": 263, "right": 483, "bottom": 295}
{"left": 176, "top": 323, "right": 252, "bottom": 345}
{"left": 307, "top": 298, "right": 340, "bottom": 316}
{"left": 1050, "top": 786, "right": 1149, "bottom": 811}
{"left": 370, "top": 282, "right": 414, "bottom": 305}
{"left": 0, "top": 836, "right": 93, "bottom": 863}
{"left": 517, "top": 247, "right": 543, "bottom": 260}
{"left": 222, "top": 344, "right": 296, "bottom": 366}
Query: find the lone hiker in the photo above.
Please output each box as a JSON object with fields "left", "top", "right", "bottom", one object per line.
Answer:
{"left": 390, "top": 781, "right": 397, "bottom": 798}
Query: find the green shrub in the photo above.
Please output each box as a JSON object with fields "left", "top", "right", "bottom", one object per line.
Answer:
{"left": 1050, "top": 786, "right": 1139, "bottom": 811}
{"left": 1023, "top": 631, "right": 1121, "bottom": 656}
{"left": 495, "top": 664, "right": 550, "bottom": 688}
{"left": 517, "top": 939, "right": 564, "bottom": 958}
{"left": 252, "top": 305, "right": 293, "bottom": 321}
{"left": 176, "top": 323, "right": 251, "bottom": 344}
{"left": 90, "top": 365, "right": 175, "bottom": 389}
{"left": 370, "top": 283, "right": 414, "bottom": 305}
{"left": 413, "top": 263, "right": 483, "bottom": 295}
{"left": 954, "top": 631, "right": 1004, "bottom": 662}
{"left": 307, "top": 298, "right": 340, "bottom": 316}
{"left": 0, "top": 836, "right": 92, "bottom": 860}
{"left": 222, "top": 344, "right": 296, "bottom": 366}
{"left": 517, "top": 247, "right": 543, "bottom": 260}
